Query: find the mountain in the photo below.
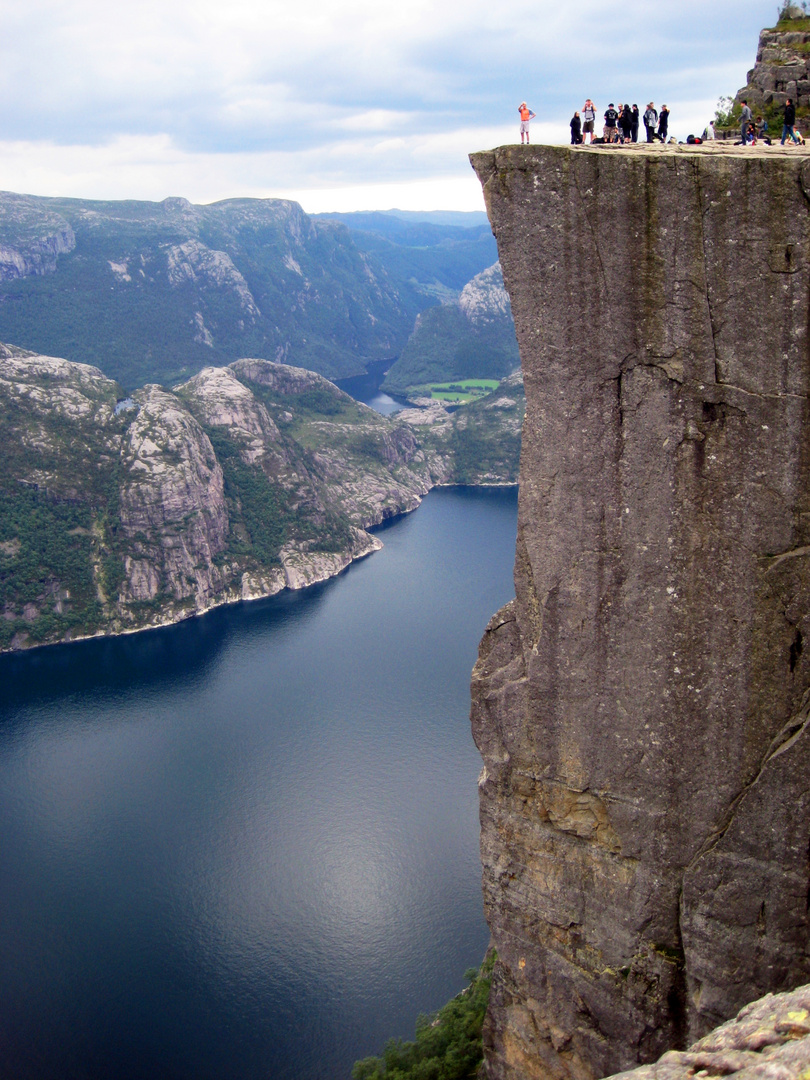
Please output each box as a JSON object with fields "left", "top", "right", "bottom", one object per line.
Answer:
{"left": 0, "top": 192, "right": 423, "bottom": 391}
{"left": 0, "top": 193, "right": 499, "bottom": 395}
{"left": 313, "top": 209, "right": 499, "bottom": 302}
{"left": 0, "top": 344, "right": 520, "bottom": 651}
{"left": 381, "top": 262, "right": 519, "bottom": 394}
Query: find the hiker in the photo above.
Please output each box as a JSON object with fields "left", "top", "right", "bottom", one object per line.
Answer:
{"left": 582, "top": 99, "right": 596, "bottom": 143}
{"left": 782, "top": 98, "right": 800, "bottom": 145}
{"left": 604, "top": 103, "right": 619, "bottom": 143}
{"left": 657, "top": 105, "right": 670, "bottom": 142}
{"left": 644, "top": 103, "right": 658, "bottom": 143}
{"left": 631, "top": 104, "right": 640, "bottom": 143}
{"left": 703, "top": 120, "right": 716, "bottom": 140}
{"left": 757, "top": 116, "right": 772, "bottom": 144}
{"left": 740, "top": 100, "right": 752, "bottom": 145}
{"left": 620, "top": 104, "right": 633, "bottom": 144}
{"left": 570, "top": 111, "right": 583, "bottom": 144}
{"left": 518, "top": 102, "right": 536, "bottom": 144}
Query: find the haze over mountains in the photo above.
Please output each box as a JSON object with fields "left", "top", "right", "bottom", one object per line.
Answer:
{"left": 0, "top": 193, "right": 499, "bottom": 392}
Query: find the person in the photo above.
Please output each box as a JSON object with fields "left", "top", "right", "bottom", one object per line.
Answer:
{"left": 657, "top": 105, "right": 670, "bottom": 142}
{"left": 582, "top": 99, "right": 596, "bottom": 143}
{"left": 570, "top": 111, "right": 583, "bottom": 144}
{"left": 631, "top": 104, "right": 640, "bottom": 143}
{"left": 604, "top": 103, "right": 619, "bottom": 143}
{"left": 644, "top": 103, "right": 658, "bottom": 143}
{"left": 740, "top": 100, "right": 752, "bottom": 145}
{"left": 782, "top": 98, "right": 800, "bottom": 145}
{"left": 620, "top": 103, "right": 633, "bottom": 144}
{"left": 757, "top": 116, "right": 771, "bottom": 144}
{"left": 518, "top": 102, "right": 536, "bottom": 144}
{"left": 703, "top": 120, "right": 716, "bottom": 141}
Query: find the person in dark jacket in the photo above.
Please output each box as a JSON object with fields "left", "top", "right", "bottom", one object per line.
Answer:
{"left": 657, "top": 105, "right": 670, "bottom": 142}
{"left": 570, "top": 111, "right": 582, "bottom": 144}
{"left": 782, "top": 98, "right": 800, "bottom": 144}
{"left": 631, "top": 104, "right": 640, "bottom": 143}
{"left": 620, "top": 104, "right": 633, "bottom": 144}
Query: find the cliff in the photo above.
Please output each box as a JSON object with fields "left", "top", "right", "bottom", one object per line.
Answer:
{"left": 469, "top": 142, "right": 810, "bottom": 1080}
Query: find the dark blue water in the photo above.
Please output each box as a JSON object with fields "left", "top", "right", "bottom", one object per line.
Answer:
{"left": 335, "top": 359, "right": 408, "bottom": 415}
{"left": 0, "top": 486, "right": 517, "bottom": 1080}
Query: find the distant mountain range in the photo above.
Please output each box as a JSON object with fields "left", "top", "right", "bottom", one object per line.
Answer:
{"left": 0, "top": 193, "right": 497, "bottom": 392}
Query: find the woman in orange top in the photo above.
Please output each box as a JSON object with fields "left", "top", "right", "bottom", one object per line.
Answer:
{"left": 518, "top": 102, "right": 536, "bottom": 144}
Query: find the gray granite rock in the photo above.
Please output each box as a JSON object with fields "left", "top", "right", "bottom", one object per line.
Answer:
{"left": 606, "top": 983, "right": 810, "bottom": 1080}
{"left": 469, "top": 143, "right": 810, "bottom": 1080}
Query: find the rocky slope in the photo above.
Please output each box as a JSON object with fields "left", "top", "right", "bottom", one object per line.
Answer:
{"left": 382, "top": 261, "right": 519, "bottom": 395}
{"left": 469, "top": 142, "right": 810, "bottom": 1080}
{"left": 606, "top": 982, "right": 810, "bottom": 1080}
{"left": 0, "top": 344, "right": 520, "bottom": 651}
{"left": 734, "top": 8, "right": 810, "bottom": 113}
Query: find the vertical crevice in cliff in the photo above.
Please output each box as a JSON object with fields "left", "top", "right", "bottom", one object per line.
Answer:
{"left": 691, "top": 159, "right": 722, "bottom": 388}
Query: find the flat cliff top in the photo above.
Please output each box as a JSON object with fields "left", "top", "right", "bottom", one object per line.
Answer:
{"left": 472, "top": 141, "right": 810, "bottom": 163}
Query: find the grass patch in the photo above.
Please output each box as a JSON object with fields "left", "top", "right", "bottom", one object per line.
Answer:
{"left": 411, "top": 379, "right": 500, "bottom": 404}
{"left": 352, "top": 952, "right": 495, "bottom": 1080}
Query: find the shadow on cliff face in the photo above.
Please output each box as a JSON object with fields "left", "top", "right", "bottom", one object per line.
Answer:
{"left": 0, "top": 581, "right": 338, "bottom": 715}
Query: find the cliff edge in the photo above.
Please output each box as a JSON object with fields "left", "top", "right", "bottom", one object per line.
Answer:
{"left": 469, "top": 143, "right": 810, "bottom": 1080}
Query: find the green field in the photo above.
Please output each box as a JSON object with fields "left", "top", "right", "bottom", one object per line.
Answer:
{"left": 412, "top": 378, "right": 500, "bottom": 404}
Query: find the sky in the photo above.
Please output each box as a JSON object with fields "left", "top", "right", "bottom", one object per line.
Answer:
{"left": 0, "top": 0, "right": 778, "bottom": 213}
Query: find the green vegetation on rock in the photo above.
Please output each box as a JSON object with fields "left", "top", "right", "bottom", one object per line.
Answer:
{"left": 351, "top": 952, "right": 496, "bottom": 1080}
{"left": 0, "top": 195, "right": 498, "bottom": 392}
{"left": 0, "top": 344, "right": 522, "bottom": 652}
{"left": 382, "top": 263, "right": 518, "bottom": 396}
{"left": 413, "top": 379, "right": 500, "bottom": 404}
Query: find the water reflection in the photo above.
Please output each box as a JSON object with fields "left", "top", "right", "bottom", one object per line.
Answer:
{"left": 0, "top": 487, "right": 518, "bottom": 1080}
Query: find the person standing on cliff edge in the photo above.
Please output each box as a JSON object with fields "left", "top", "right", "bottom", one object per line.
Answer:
{"left": 518, "top": 102, "right": 536, "bottom": 144}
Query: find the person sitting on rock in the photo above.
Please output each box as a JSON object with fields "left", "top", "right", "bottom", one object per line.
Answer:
{"left": 740, "top": 100, "right": 752, "bottom": 145}
{"left": 757, "top": 116, "right": 772, "bottom": 145}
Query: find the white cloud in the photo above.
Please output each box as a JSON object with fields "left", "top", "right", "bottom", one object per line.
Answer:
{"left": 0, "top": 0, "right": 776, "bottom": 208}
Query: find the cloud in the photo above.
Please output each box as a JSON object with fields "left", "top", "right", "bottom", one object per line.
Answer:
{"left": 0, "top": 0, "right": 775, "bottom": 207}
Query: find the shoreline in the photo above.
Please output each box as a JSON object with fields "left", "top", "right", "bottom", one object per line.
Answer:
{"left": 0, "top": 481, "right": 518, "bottom": 658}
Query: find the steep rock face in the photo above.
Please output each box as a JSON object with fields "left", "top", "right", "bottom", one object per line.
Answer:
{"left": 117, "top": 384, "right": 229, "bottom": 610}
{"left": 470, "top": 143, "right": 810, "bottom": 1080}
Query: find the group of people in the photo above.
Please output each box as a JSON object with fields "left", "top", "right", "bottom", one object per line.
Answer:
{"left": 570, "top": 101, "right": 670, "bottom": 145}
{"left": 520, "top": 95, "right": 809, "bottom": 149}
{"left": 739, "top": 98, "right": 805, "bottom": 145}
